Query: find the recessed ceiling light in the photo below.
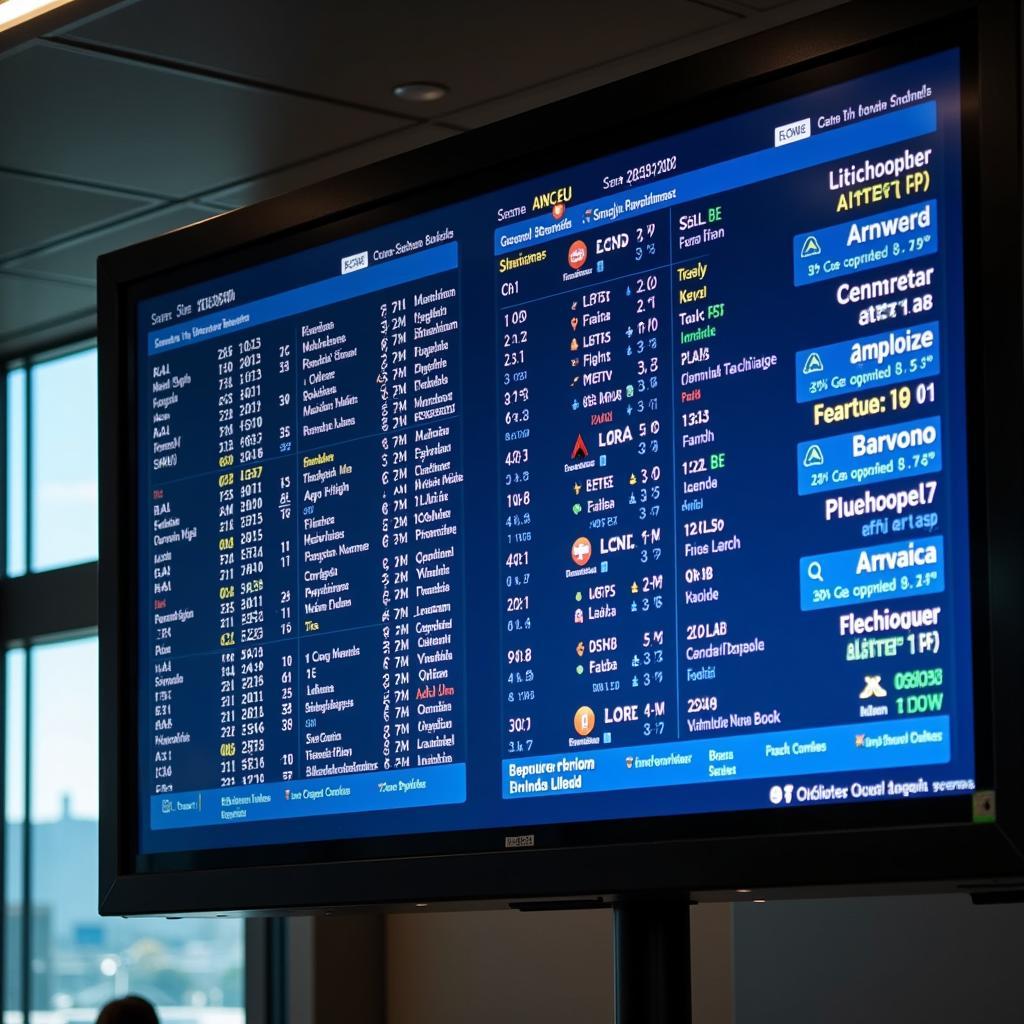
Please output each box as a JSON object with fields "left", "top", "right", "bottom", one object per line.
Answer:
{"left": 0, "top": 0, "right": 79, "bottom": 33}
{"left": 415, "top": 902, "right": 429, "bottom": 908}
{"left": 753, "top": 898, "right": 767, "bottom": 904}
{"left": 392, "top": 82, "right": 448, "bottom": 103}
{"left": 736, "top": 889, "right": 752, "bottom": 894}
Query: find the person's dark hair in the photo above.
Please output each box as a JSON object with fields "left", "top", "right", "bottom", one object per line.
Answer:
{"left": 96, "top": 995, "right": 160, "bottom": 1024}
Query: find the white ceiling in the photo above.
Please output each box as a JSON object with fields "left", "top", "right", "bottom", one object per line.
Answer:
{"left": 0, "top": 0, "right": 848, "bottom": 351}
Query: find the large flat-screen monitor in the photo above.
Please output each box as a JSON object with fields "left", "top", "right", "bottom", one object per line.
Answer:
{"left": 99, "top": 0, "right": 1024, "bottom": 915}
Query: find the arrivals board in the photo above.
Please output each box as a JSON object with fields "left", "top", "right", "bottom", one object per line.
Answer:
{"left": 135, "top": 48, "right": 975, "bottom": 855}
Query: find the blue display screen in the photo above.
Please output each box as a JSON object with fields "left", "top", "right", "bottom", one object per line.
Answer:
{"left": 136, "top": 49, "right": 975, "bottom": 855}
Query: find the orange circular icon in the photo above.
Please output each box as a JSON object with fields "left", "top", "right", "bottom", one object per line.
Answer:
{"left": 574, "top": 706, "right": 596, "bottom": 736}
{"left": 571, "top": 536, "right": 592, "bottom": 566}
{"left": 552, "top": 202, "right": 566, "bottom": 220}
{"left": 567, "top": 239, "right": 588, "bottom": 269}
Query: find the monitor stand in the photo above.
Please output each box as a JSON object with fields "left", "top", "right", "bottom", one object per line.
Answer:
{"left": 614, "top": 896, "right": 693, "bottom": 1024}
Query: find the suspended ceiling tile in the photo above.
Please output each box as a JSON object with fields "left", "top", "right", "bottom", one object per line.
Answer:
{"left": 0, "top": 42, "right": 412, "bottom": 198}
{"left": 0, "top": 171, "right": 156, "bottom": 261}
{"left": 202, "top": 124, "right": 460, "bottom": 209}
{"left": 61, "top": 0, "right": 733, "bottom": 117}
{"left": 4, "top": 203, "right": 224, "bottom": 285}
{"left": 441, "top": 0, "right": 853, "bottom": 128}
{"left": 0, "top": 272, "right": 96, "bottom": 341}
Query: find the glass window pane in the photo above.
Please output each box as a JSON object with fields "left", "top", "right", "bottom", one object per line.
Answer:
{"left": 30, "top": 349, "right": 99, "bottom": 572}
{"left": 5, "top": 648, "right": 26, "bottom": 1022}
{"left": 7, "top": 368, "right": 27, "bottom": 577}
{"left": 25, "top": 638, "right": 245, "bottom": 1021}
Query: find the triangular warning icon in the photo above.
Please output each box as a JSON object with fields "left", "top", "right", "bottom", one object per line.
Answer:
{"left": 803, "top": 444, "right": 825, "bottom": 468}
{"left": 802, "top": 352, "right": 824, "bottom": 374}
{"left": 571, "top": 434, "right": 589, "bottom": 460}
{"left": 800, "top": 236, "right": 822, "bottom": 258}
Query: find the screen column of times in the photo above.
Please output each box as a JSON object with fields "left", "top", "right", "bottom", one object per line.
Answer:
{"left": 146, "top": 241, "right": 468, "bottom": 829}
{"left": 497, "top": 73, "right": 968, "bottom": 803}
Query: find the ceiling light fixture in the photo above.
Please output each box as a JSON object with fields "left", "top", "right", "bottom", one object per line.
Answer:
{"left": 392, "top": 82, "right": 448, "bottom": 103}
{"left": 0, "top": 0, "right": 79, "bottom": 33}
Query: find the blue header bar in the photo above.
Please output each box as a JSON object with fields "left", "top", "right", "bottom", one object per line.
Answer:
{"left": 147, "top": 241, "right": 459, "bottom": 355}
{"left": 493, "top": 102, "right": 937, "bottom": 255}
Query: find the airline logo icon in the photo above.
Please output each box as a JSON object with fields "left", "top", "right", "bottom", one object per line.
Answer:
{"left": 574, "top": 706, "right": 596, "bottom": 736}
{"left": 803, "top": 444, "right": 825, "bottom": 468}
{"left": 802, "top": 352, "right": 824, "bottom": 374}
{"left": 568, "top": 239, "right": 588, "bottom": 270}
{"left": 571, "top": 537, "right": 593, "bottom": 566}
{"left": 800, "top": 236, "right": 821, "bottom": 259}
{"left": 552, "top": 202, "right": 566, "bottom": 220}
{"left": 571, "top": 434, "right": 589, "bottom": 460}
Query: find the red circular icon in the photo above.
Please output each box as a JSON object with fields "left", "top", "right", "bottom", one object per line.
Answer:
{"left": 567, "top": 239, "right": 588, "bottom": 269}
{"left": 571, "top": 537, "right": 592, "bottom": 566}
{"left": 552, "top": 202, "right": 566, "bottom": 220}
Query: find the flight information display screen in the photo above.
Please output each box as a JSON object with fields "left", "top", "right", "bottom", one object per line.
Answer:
{"left": 136, "top": 48, "right": 975, "bottom": 856}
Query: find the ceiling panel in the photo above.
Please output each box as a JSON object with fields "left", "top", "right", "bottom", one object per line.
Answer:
{"left": 202, "top": 124, "right": 460, "bottom": 210}
{"left": 0, "top": 171, "right": 156, "bottom": 261}
{"left": 0, "top": 42, "right": 412, "bottom": 198}
{"left": 3, "top": 202, "right": 224, "bottom": 285}
{"left": 61, "top": 0, "right": 733, "bottom": 118}
{"left": 442, "top": 0, "right": 848, "bottom": 129}
{"left": 0, "top": 272, "right": 96, "bottom": 341}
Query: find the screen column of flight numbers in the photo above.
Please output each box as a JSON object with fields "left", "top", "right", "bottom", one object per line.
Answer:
{"left": 145, "top": 242, "right": 469, "bottom": 829}
{"left": 497, "top": 75, "right": 967, "bottom": 804}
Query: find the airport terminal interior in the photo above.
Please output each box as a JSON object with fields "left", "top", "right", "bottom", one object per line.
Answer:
{"left": 0, "top": 0, "right": 1022, "bottom": 1021}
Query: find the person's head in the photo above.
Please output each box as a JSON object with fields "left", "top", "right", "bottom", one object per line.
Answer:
{"left": 96, "top": 995, "right": 159, "bottom": 1024}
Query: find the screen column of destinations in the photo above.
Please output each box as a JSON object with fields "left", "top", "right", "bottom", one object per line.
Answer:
{"left": 495, "top": 56, "right": 969, "bottom": 809}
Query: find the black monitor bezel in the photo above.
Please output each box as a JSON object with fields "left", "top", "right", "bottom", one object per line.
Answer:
{"left": 98, "top": 0, "right": 1024, "bottom": 916}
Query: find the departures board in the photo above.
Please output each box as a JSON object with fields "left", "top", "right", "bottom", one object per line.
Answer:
{"left": 136, "top": 47, "right": 976, "bottom": 856}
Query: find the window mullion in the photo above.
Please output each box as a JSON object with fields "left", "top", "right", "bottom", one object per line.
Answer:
{"left": 21, "top": 364, "right": 32, "bottom": 1022}
{"left": 24, "top": 361, "right": 32, "bottom": 580}
{"left": 20, "top": 650, "right": 30, "bottom": 1024}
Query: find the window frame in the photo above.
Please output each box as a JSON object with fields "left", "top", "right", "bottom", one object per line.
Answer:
{"left": 0, "top": 333, "right": 277, "bottom": 1023}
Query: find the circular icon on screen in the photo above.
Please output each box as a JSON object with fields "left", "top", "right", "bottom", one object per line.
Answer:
{"left": 574, "top": 706, "right": 596, "bottom": 737}
{"left": 769, "top": 785, "right": 784, "bottom": 805}
{"left": 571, "top": 537, "right": 592, "bottom": 566}
{"left": 568, "top": 239, "right": 588, "bottom": 269}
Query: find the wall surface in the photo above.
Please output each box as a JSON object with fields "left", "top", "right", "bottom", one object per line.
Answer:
{"left": 385, "top": 904, "right": 733, "bottom": 1024}
{"left": 387, "top": 908, "right": 615, "bottom": 1024}
{"left": 734, "top": 894, "right": 1024, "bottom": 1024}
{"left": 313, "top": 895, "right": 1024, "bottom": 1023}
